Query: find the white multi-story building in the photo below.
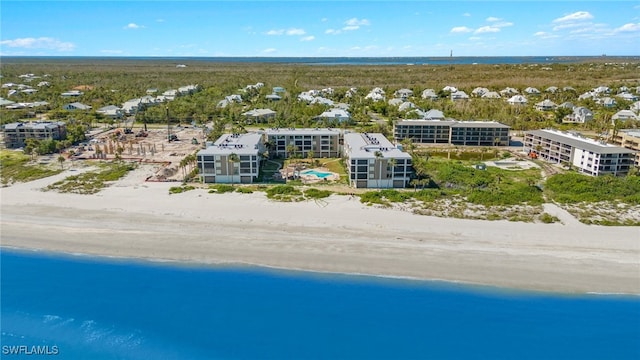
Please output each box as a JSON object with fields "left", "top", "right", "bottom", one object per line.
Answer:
{"left": 343, "top": 132, "right": 413, "bottom": 188}
{"left": 524, "top": 129, "right": 635, "bottom": 176}
{"left": 263, "top": 128, "right": 342, "bottom": 159}
{"left": 394, "top": 120, "right": 510, "bottom": 146}
{"left": 196, "top": 133, "right": 265, "bottom": 184}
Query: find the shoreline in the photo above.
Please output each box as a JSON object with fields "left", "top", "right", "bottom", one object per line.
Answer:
{"left": 1, "top": 166, "right": 639, "bottom": 295}
{"left": 4, "top": 245, "right": 639, "bottom": 298}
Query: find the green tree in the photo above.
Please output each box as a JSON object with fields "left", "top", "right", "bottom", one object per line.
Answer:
{"left": 57, "top": 155, "right": 65, "bottom": 169}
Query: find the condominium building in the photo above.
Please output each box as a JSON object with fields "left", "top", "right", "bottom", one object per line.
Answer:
{"left": 610, "top": 129, "right": 640, "bottom": 167}
{"left": 524, "top": 129, "right": 635, "bottom": 176}
{"left": 196, "top": 133, "right": 265, "bottom": 184}
{"left": 263, "top": 128, "right": 342, "bottom": 159}
{"left": 2, "top": 121, "right": 67, "bottom": 148}
{"left": 343, "top": 132, "right": 413, "bottom": 188}
{"left": 393, "top": 120, "right": 510, "bottom": 146}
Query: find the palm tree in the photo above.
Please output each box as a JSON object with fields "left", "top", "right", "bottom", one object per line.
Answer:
{"left": 374, "top": 150, "right": 384, "bottom": 189}
{"left": 57, "top": 155, "right": 65, "bottom": 170}
{"left": 228, "top": 152, "right": 239, "bottom": 184}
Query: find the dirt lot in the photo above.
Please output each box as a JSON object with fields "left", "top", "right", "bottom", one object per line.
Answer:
{"left": 74, "top": 126, "right": 206, "bottom": 181}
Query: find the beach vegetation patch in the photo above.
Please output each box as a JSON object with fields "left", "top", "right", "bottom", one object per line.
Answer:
{"left": 44, "top": 163, "right": 136, "bottom": 194}
{"left": 265, "top": 184, "right": 303, "bottom": 201}
{"left": 539, "top": 213, "right": 560, "bottom": 223}
{"left": 235, "top": 187, "right": 254, "bottom": 194}
{"left": 169, "top": 185, "right": 196, "bottom": 194}
{"left": 304, "top": 188, "right": 332, "bottom": 199}
{"left": 545, "top": 173, "right": 640, "bottom": 204}
{"left": 1, "top": 151, "right": 63, "bottom": 185}
{"left": 208, "top": 184, "right": 236, "bottom": 194}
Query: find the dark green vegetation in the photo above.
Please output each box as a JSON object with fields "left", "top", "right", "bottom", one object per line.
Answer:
{"left": 169, "top": 185, "right": 196, "bottom": 194}
{"left": 545, "top": 173, "right": 640, "bottom": 204}
{"left": 45, "top": 162, "right": 136, "bottom": 194}
{"left": 0, "top": 150, "right": 62, "bottom": 185}
{"left": 360, "top": 155, "right": 542, "bottom": 205}
{"left": 2, "top": 58, "right": 639, "bottom": 141}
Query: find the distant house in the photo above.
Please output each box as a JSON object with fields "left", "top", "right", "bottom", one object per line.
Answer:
{"left": 471, "top": 87, "right": 489, "bottom": 97}
{"left": 500, "top": 87, "right": 519, "bottom": 96}
{"left": 593, "top": 86, "right": 611, "bottom": 95}
{"left": 421, "top": 89, "right": 438, "bottom": 100}
{"left": 563, "top": 107, "right": 593, "bottom": 124}
{"left": 365, "top": 87, "right": 385, "bottom": 102}
{"left": 96, "top": 105, "right": 123, "bottom": 119}
{"left": 545, "top": 86, "right": 558, "bottom": 93}
{"left": 612, "top": 110, "right": 640, "bottom": 122}
{"left": 146, "top": 88, "right": 158, "bottom": 94}
{"left": 241, "top": 109, "right": 276, "bottom": 123}
{"left": 630, "top": 101, "right": 640, "bottom": 114}
{"left": 265, "top": 94, "right": 282, "bottom": 101}
{"left": 394, "top": 88, "right": 413, "bottom": 99}
{"left": 598, "top": 97, "right": 617, "bottom": 108}
{"left": 442, "top": 85, "right": 458, "bottom": 93}
{"left": 61, "top": 90, "right": 83, "bottom": 97}
{"left": 524, "top": 87, "right": 541, "bottom": 95}
{"left": 578, "top": 92, "right": 595, "bottom": 100}
{"left": 507, "top": 95, "right": 527, "bottom": 105}
{"left": 558, "top": 102, "right": 575, "bottom": 109}
{"left": 63, "top": 102, "right": 91, "bottom": 111}
{"left": 423, "top": 109, "right": 446, "bottom": 120}
{"left": 122, "top": 99, "right": 143, "bottom": 115}
{"left": 272, "top": 86, "right": 286, "bottom": 94}
{"left": 178, "top": 84, "right": 200, "bottom": 95}
{"left": 451, "top": 91, "right": 469, "bottom": 101}
{"left": 316, "top": 108, "right": 351, "bottom": 123}
{"left": 481, "top": 91, "right": 501, "bottom": 99}
{"left": 535, "top": 99, "right": 557, "bottom": 111}
{"left": 398, "top": 102, "right": 417, "bottom": 111}
{"left": 388, "top": 98, "right": 403, "bottom": 106}
{"left": 617, "top": 93, "right": 639, "bottom": 102}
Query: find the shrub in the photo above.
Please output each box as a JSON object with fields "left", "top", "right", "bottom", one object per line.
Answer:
{"left": 304, "top": 188, "right": 332, "bottom": 199}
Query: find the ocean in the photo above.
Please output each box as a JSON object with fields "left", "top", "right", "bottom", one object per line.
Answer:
{"left": 2, "top": 248, "right": 639, "bottom": 360}
{"left": 2, "top": 55, "right": 639, "bottom": 66}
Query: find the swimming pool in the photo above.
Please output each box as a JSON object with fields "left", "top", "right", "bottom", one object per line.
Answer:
{"left": 301, "top": 169, "right": 334, "bottom": 178}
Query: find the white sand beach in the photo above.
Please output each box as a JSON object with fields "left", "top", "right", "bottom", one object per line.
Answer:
{"left": 1, "top": 165, "right": 639, "bottom": 294}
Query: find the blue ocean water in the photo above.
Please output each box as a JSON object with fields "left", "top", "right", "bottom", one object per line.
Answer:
{"left": 2, "top": 249, "right": 639, "bottom": 360}
{"left": 3, "top": 55, "right": 639, "bottom": 66}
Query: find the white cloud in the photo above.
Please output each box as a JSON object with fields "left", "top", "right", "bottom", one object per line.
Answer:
{"left": 263, "top": 48, "right": 276, "bottom": 54}
{"left": 124, "top": 23, "right": 144, "bottom": 30}
{"left": 321, "top": 18, "right": 328, "bottom": 22}
{"left": 462, "top": 13, "right": 471, "bottom": 17}
{"left": 300, "top": 36, "right": 315, "bottom": 42}
{"left": 325, "top": 29, "right": 341, "bottom": 35}
{"left": 156, "top": 19, "right": 165, "bottom": 23}
{"left": 286, "top": 28, "right": 306, "bottom": 36}
{"left": 0, "top": 37, "right": 75, "bottom": 51}
{"left": 341, "top": 18, "right": 370, "bottom": 31}
{"left": 345, "top": 18, "right": 370, "bottom": 27}
{"left": 475, "top": 26, "right": 500, "bottom": 34}
{"left": 451, "top": 26, "right": 473, "bottom": 33}
{"left": 614, "top": 23, "right": 640, "bottom": 33}
{"left": 486, "top": 17, "right": 501, "bottom": 22}
{"left": 553, "top": 11, "right": 593, "bottom": 23}
{"left": 266, "top": 28, "right": 306, "bottom": 36}
{"left": 494, "top": 22, "right": 513, "bottom": 28}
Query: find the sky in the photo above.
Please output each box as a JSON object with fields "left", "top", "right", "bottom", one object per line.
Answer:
{"left": 1, "top": 1, "right": 639, "bottom": 57}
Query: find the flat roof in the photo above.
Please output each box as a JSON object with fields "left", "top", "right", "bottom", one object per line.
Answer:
{"left": 3, "top": 121, "right": 65, "bottom": 130}
{"left": 526, "top": 129, "right": 636, "bottom": 154}
{"left": 197, "top": 133, "right": 262, "bottom": 156}
{"left": 264, "top": 128, "right": 342, "bottom": 136}
{"left": 395, "top": 119, "right": 509, "bottom": 128}
{"left": 344, "top": 132, "right": 411, "bottom": 159}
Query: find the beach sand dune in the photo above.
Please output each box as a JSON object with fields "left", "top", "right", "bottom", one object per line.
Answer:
{"left": 1, "top": 167, "right": 639, "bottom": 294}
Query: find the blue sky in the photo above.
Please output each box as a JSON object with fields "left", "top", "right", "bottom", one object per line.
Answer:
{"left": 1, "top": 1, "right": 639, "bottom": 57}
